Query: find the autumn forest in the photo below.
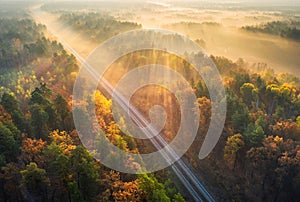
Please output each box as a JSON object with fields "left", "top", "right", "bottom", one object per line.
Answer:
{"left": 0, "top": 1, "right": 300, "bottom": 202}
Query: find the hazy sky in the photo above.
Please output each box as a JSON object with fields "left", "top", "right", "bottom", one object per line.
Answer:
{"left": 2, "top": 0, "right": 299, "bottom": 1}
{"left": 46, "top": 0, "right": 300, "bottom": 5}
{"left": 1, "top": 0, "right": 300, "bottom": 6}
{"left": 43, "top": 0, "right": 300, "bottom": 6}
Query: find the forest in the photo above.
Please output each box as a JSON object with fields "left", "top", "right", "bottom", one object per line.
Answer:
{"left": 242, "top": 21, "right": 300, "bottom": 41}
{"left": 0, "top": 17, "right": 185, "bottom": 202}
{"left": 191, "top": 56, "right": 300, "bottom": 201}
{"left": 59, "top": 13, "right": 142, "bottom": 43}
{"left": 1, "top": 2, "right": 300, "bottom": 202}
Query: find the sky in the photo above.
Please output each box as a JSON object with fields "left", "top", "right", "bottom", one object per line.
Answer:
{"left": 1, "top": 0, "right": 299, "bottom": 1}
{"left": 50, "top": 0, "right": 300, "bottom": 6}
{"left": 1, "top": 0, "right": 300, "bottom": 6}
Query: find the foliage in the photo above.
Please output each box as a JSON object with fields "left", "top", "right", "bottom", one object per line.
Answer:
{"left": 0, "top": 16, "right": 185, "bottom": 202}
{"left": 0, "top": 18, "right": 46, "bottom": 68}
{"left": 20, "top": 162, "right": 50, "bottom": 201}
{"left": 59, "top": 12, "right": 141, "bottom": 42}
{"left": 138, "top": 173, "right": 171, "bottom": 202}
{"left": 1, "top": 9, "right": 300, "bottom": 202}
{"left": 224, "top": 134, "right": 245, "bottom": 169}
{"left": 242, "top": 21, "right": 300, "bottom": 41}
{"left": 0, "top": 122, "right": 20, "bottom": 166}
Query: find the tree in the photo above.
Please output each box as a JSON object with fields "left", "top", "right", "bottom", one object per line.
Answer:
{"left": 29, "top": 86, "right": 50, "bottom": 106}
{"left": 0, "top": 93, "right": 19, "bottom": 113}
{"left": 224, "top": 134, "right": 245, "bottom": 169}
{"left": 0, "top": 92, "right": 19, "bottom": 114}
{"left": 226, "top": 89, "right": 250, "bottom": 133}
{"left": 246, "top": 136, "right": 282, "bottom": 200}
{"left": 247, "top": 136, "right": 300, "bottom": 201}
{"left": 49, "top": 130, "right": 76, "bottom": 155}
{"left": 172, "top": 193, "right": 185, "bottom": 202}
{"left": 0, "top": 116, "right": 21, "bottom": 145}
{"left": 244, "top": 122, "right": 265, "bottom": 148}
{"left": 231, "top": 107, "right": 249, "bottom": 134}
{"left": 138, "top": 173, "right": 171, "bottom": 202}
{"left": 0, "top": 122, "right": 19, "bottom": 165}
{"left": 94, "top": 131, "right": 111, "bottom": 161}
{"left": 44, "top": 142, "right": 71, "bottom": 201}
{"left": 11, "top": 109, "right": 30, "bottom": 134}
{"left": 255, "top": 75, "right": 266, "bottom": 92}
{"left": 94, "top": 90, "right": 112, "bottom": 130}
{"left": 240, "top": 83, "right": 258, "bottom": 109}
{"left": 29, "top": 84, "right": 57, "bottom": 135}
{"left": 266, "top": 84, "right": 280, "bottom": 115}
{"left": 53, "top": 94, "right": 73, "bottom": 131}
{"left": 107, "top": 121, "right": 120, "bottom": 137}
{"left": 275, "top": 140, "right": 300, "bottom": 201}
{"left": 69, "top": 146, "right": 100, "bottom": 201}
{"left": 297, "top": 116, "right": 300, "bottom": 128}
{"left": 20, "top": 138, "right": 47, "bottom": 166}
{"left": 30, "top": 104, "right": 49, "bottom": 139}
{"left": 0, "top": 163, "right": 22, "bottom": 201}
{"left": 195, "top": 80, "right": 208, "bottom": 98}
{"left": 72, "top": 107, "right": 93, "bottom": 141}
{"left": 195, "top": 97, "right": 211, "bottom": 134}
{"left": 269, "top": 120, "right": 300, "bottom": 141}
{"left": 0, "top": 93, "right": 28, "bottom": 133}
{"left": 211, "top": 55, "right": 237, "bottom": 76}
{"left": 20, "top": 162, "right": 50, "bottom": 201}
{"left": 0, "top": 105, "right": 12, "bottom": 123}
{"left": 233, "top": 73, "right": 250, "bottom": 94}
{"left": 101, "top": 170, "right": 143, "bottom": 202}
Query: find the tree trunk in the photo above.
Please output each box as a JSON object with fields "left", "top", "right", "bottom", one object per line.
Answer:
{"left": 51, "top": 188, "right": 57, "bottom": 202}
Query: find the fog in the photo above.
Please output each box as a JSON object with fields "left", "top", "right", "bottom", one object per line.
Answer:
{"left": 164, "top": 23, "right": 300, "bottom": 76}
{"left": 25, "top": 1, "right": 300, "bottom": 76}
{"left": 116, "top": 2, "right": 300, "bottom": 75}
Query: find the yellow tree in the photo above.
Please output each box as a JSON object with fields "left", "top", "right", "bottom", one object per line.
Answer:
{"left": 49, "top": 130, "right": 76, "bottom": 155}
{"left": 94, "top": 90, "right": 112, "bottom": 130}
{"left": 224, "top": 134, "right": 245, "bottom": 169}
{"left": 100, "top": 170, "right": 142, "bottom": 202}
{"left": 240, "top": 83, "right": 259, "bottom": 109}
{"left": 20, "top": 138, "right": 47, "bottom": 166}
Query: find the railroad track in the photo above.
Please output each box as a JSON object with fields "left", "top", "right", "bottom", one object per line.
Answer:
{"left": 31, "top": 7, "right": 216, "bottom": 202}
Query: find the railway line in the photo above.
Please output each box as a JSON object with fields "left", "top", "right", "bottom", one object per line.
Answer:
{"left": 31, "top": 7, "right": 216, "bottom": 202}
